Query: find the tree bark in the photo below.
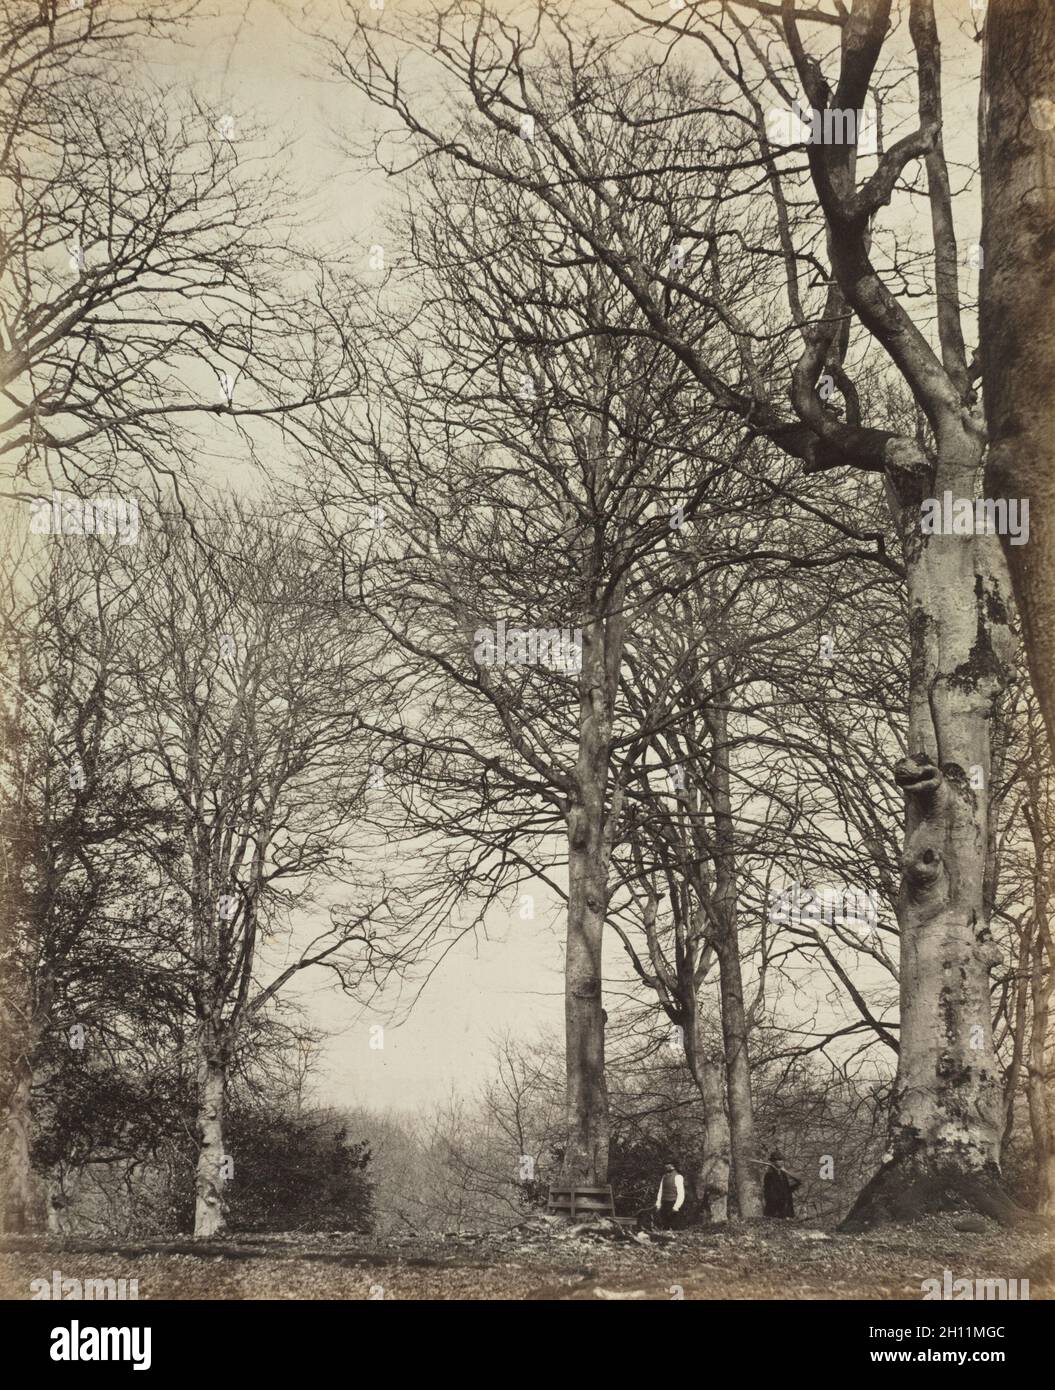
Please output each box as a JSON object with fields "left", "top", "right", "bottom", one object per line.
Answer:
{"left": 705, "top": 699, "right": 762, "bottom": 1219}
{"left": 0, "top": 1055, "right": 42, "bottom": 1233}
{"left": 688, "top": 1046, "right": 730, "bottom": 1223}
{"left": 0, "top": 972, "right": 52, "bottom": 1234}
{"left": 193, "top": 1031, "right": 228, "bottom": 1238}
{"left": 711, "top": 924, "right": 761, "bottom": 1219}
{"left": 678, "top": 920, "right": 730, "bottom": 1222}
{"left": 562, "top": 615, "right": 613, "bottom": 1185}
{"left": 981, "top": 0, "right": 1055, "bottom": 758}
{"left": 843, "top": 452, "right": 1017, "bottom": 1228}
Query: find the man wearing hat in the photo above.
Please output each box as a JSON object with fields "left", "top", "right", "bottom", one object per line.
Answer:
{"left": 654, "top": 1161, "right": 686, "bottom": 1230}
{"left": 762, "top": 1150, "right": 801, "bottom": 1218}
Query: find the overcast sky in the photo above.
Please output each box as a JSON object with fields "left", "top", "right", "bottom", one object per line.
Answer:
{"left": 122, "top": 0, "right": 971, "bottom": 1115}
{"left": 132, "top": 1, "right": 580, "bottom": 1115}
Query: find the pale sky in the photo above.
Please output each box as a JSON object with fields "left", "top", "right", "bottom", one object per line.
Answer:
{"left": 125, "top": 0, "right": 937, "bottom": 1112}
{"left": 132, "top": 0, "right": 614, "bottom": 1114}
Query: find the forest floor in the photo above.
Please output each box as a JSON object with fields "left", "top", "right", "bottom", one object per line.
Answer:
{"left": 1, "top": 1213, "right": 1052, "bottom": 1300}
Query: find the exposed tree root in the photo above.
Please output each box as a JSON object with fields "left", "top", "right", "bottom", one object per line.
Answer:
{"left": 841, "top": 1154, "right": 1045, "bottom": 1233}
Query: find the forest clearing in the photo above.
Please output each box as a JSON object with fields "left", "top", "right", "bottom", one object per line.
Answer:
{"left": 2, "top": 2, "right": 1055, "bottom": 1360}
{"left": 3, "top": 1215, "right": 1051, "bottom": 1301}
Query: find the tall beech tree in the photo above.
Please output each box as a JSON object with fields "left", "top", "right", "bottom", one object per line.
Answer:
{"left": 981, "top": 0, "right": 1055, "bottom": 759}
{"left": 300, "top": 78, "right": 757, "bottom": 1182}
{"left": 335, "top": 0, "right": 1040, "bottom": 1223}
{"left": 0, "top": 530, "right": 160, "bottom": 1231}
{"left": 113, "top": 508, "right": 394, "bottom": 1236}
{"left": 0, "top": 1, "right": 358, "bottom": 506}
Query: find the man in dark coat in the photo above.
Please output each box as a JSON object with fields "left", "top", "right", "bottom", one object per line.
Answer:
{"left": 763, "top": 1150, "right": 801, "bottom": 1218}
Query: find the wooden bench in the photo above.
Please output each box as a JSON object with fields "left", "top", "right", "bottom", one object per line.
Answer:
{"left": 546, "top": 1184, "right": 616, "bottom": 1219}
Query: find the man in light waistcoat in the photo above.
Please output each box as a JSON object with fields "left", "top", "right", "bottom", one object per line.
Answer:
{"left": 655, "top": 1161, "right": 685, "bottom": 1229}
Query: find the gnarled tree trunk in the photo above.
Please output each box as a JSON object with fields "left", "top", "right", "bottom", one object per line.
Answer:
{"left": 844, "top": 450, "right": 1015, "bottom": 1228}
{"left": 981, "top": 0, "right": 1055, "bottom": 758}
{"left": 686, "top": 1043, "right": 730, "bottom": 1223}
{"left": 194, "top": 1027, "right": 228, "bottom": 1238}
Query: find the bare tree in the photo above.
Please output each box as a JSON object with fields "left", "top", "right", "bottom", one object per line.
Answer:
{"left": 1, "top": 2, "right": 359, "bottom": 504}
{"left": 981, "top": 0, "right": 1055, "bottom": 758}
{"left": 599, "top": 0, "right": 1033, "bottom": 1227}
{"left": 0, "top": 524, "right": 163, "bottom": 1232}
{"left": 110, "top": 506, "right": 397, "bottom": 1236}
{"left": 297, "top": 81, "right": 755, "bottom": 1184}
{"left": 329, "top": 0, "right": 1042, "bottom": 1222}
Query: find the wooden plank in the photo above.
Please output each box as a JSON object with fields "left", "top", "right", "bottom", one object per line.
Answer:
{"left": 545, "top": 1183, "right": 616, "bottom": 1218}
{"left": 548, "top": 1185, "right": 612, "bottom": 1193}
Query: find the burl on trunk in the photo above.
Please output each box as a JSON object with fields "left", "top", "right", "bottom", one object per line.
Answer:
{"left": 844, "top": 469, "right": 1019, "bottom": 1228}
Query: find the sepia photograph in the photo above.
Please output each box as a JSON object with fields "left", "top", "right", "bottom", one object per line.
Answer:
{"left": 0, "top": 0, "right": 1052, "bottom": 1363}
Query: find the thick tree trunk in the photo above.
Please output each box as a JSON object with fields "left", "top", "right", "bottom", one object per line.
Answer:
{"left": 194, "top": 1035, "right": 228, "bottom": 1238}
{"left": 981, "top": 0, "right": 1055, "bottom": 758}
{"left": 0, "top": 981, "right": 51, "bottom": 1234}
{"left": 706, "top": 699, "right": 761, "bottom": 1219}
{"left": 844, "top": 453, "right": 1016, "bottom": 1229}
{"left": 638, "top": 883, "right": 730, "bottom": 1219}
{"left": 0, "top": 1058, "right": 42, "bottom": 1233}
{"left": 712, "top": 926, "right": 761, "bottom": 1218}
{"left": 981, "top": 4, "right": 1055, "bottom": 1209}
{"left": 564, "top": 815, "right": 609, "bottom": 1184}
{"left": 690, "top": 1049, "right": 730, "bottom": 1223}
{"left": 562, "top": 616, "right": 612, "bottom": 1185}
